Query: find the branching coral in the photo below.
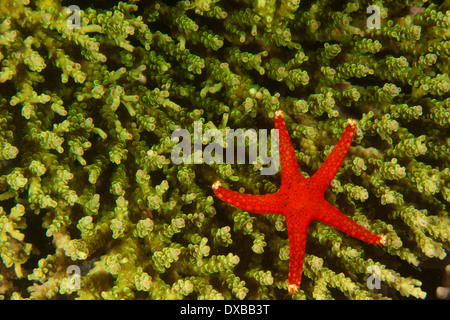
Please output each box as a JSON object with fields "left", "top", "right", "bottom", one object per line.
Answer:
{"left": 0, "top": 0, "right": 449, "bottom": 300}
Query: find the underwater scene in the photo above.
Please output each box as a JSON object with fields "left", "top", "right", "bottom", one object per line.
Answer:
{"left": 0, "top": 0, "right": 449, "bottom": 300}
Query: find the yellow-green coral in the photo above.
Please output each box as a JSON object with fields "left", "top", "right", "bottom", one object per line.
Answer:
{"left": 0, "top": 0, "right": 449, "bottom": 300}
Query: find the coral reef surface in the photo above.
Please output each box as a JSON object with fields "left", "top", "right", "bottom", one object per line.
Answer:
{"left": 0, "top": 0, "right": 449, "bottom": 299}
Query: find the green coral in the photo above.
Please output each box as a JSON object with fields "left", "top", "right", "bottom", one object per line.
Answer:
{"left": 0, "top": 0, "right": 449, "bottom": 300}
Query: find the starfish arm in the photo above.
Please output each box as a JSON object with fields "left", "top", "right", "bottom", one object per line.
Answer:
{"left": 274, "top": 110, "right": 305, "bottom": 186}
{"left": 316, "top": 201, "right": 387, "bottom": 245}
{"left": 212, "top": 181, "right": 284, "bottom": 215}
{"left": 311, "top": 119, "right": 356, "bottom": 193}
{"left": 285, "top": 214, "right": 310, "bottom": 294}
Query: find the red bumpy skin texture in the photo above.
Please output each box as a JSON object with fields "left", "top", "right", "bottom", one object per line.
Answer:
{"left": 212, "top": 110, "right": 386, "bottom": 294}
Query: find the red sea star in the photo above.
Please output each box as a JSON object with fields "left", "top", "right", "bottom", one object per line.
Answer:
{"left": 212, "top": 110, "right": 386, "bottom": 294}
